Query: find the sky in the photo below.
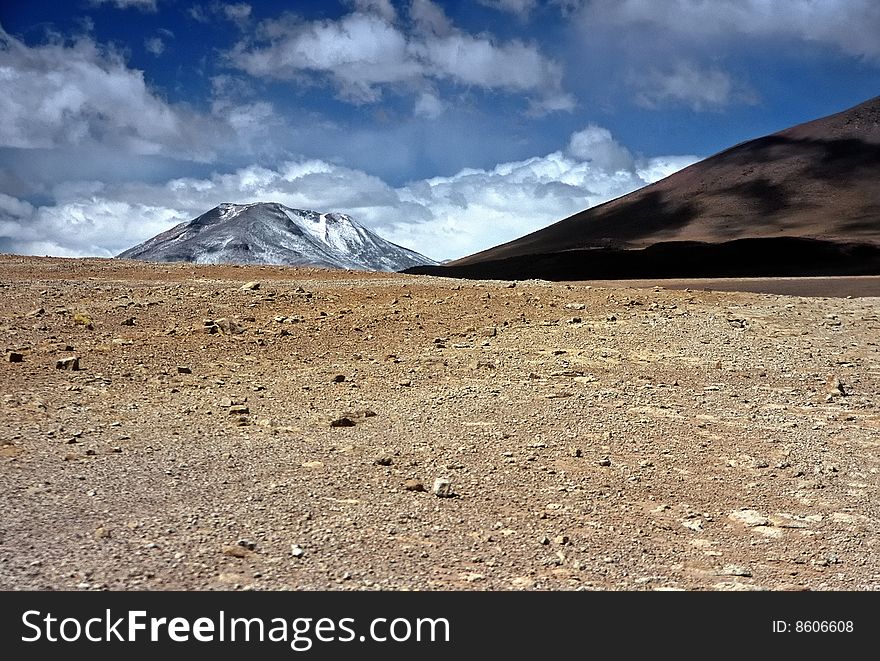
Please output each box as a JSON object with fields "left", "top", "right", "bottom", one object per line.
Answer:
{"left": 0, "top": 1, "right": 877, "bottom": 261}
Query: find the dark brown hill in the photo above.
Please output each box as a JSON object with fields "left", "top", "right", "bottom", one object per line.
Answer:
{"left": 408, "top": 96, "right": 880, "bottom": 280}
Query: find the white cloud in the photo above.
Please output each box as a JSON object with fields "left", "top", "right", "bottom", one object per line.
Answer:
{"left": 633, "top": 63, "right": 758, "bottom": 111}
{"left": 577, "top": 0, "right": 880, "bottom": 60}
{"left": 1, "top": 126, "right": 697, "bottom": 261}
{"left": 477, "top": 1, "right": 538, "bottom": 20}
{"left": 89, "top": 0, "right": 157, "bottom": 11}
{"left": 0, "top": 28, "right": 228, "bottom": 160}
{"left": 144, "top": 36, "right": 165, "bottom": 56}
{"left": 349, "top": 0, "right": 398, "bottom": 23}
{"left": 413, "top": 90, "right": 445, "bottom": 119}
{"left": 229, "top": 1, "right": 573, "bottom": 113}
{"left": 567, "top": 124, "right": 634, "bottom": 171}
{"left": 223, "top": 3, "right": 252, "bottom": 21}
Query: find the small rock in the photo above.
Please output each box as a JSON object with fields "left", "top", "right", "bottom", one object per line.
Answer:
{"left": 121, "top": 317, "right": 135, "bottom": 326}
{"left": 56, "top": 356, "right": 80, "bottom": 370}
{"left": 222, "top": 545, "right": 250, "bottom": 558}
{"left": 228, "top": 405, "right": 250, "bottom": 415}
{"left": 728, "top": 509, "right": 769, "bottom": 527}
{"left": 718, "top": 564, "right": 752, "bottom": 577}
{"left": 301, "top": 461, "right": 324, "bottom": 469}
{"left": 403, "top": 478, "right": 425, "bottom": 492}
{"left": 682, "top": 519, "right": 704, "bottom": 532}
{"left": 177, "top": 366, "right": 192, "bottom": 374}
{"left": 94, "top": 527, "right": 111, "bottom": 539}
{"left": 539, "top": 536, "right": 550, "bottom": 545}
{"left": 237, "top": 539, "right": 257, "bottom": 551}
{"left": 241, "top": 281, "right": 261, "bottom": 291}
{"left": 432, "top": 478, "right": 454, "bottom": 498}
{"left": 330, "top": 417, "right": 356, "bottom": 428}
{"left": 606, "top": 314, "right": 617, "bottom": 322}
{"left": 825, "top": 374, "right": 846, "bottom": 396}
{"left": 598, "top": 458, "right": 612, "bottom": 467}
{"left": 374, "top": 454, "right": 393, "bottom": 466}
{"left": 332, "top": 374, "right": 346, "bottom": 383}
{"left": 26, "top": 307, "right": 45, "bottom": 317}
{"left": 6, "top": 352, "right": 23, "bottom": 363}
{"left": 564, "top": 303, "right": 586, "bottom": 310}
{"left": 480, "top": 326, "right": 497, "bottom": 337}
{"left": 554, "top": 535, "right": 570, "bottom": 545}
{"left": 291, "top": 544, "right": 305, "bottom": 558}
{"left": 215, "top": 318, "right": 244, "bottom": 335}
{"left": 569, "top": 317, "right": 582, "bottom": 324}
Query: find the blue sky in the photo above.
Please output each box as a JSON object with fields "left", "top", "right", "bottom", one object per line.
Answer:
{"left": 0, "top": 0, "right": 877, "bottom": 260}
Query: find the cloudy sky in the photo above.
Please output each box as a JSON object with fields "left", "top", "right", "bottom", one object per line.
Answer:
{"left": 1, "top": 1, "right": 877, "bottom": 261}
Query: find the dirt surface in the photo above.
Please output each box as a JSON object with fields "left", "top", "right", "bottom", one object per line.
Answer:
{"left": 1, "top": 256, "right": 879, "bottom": 591}
{"left": 571, "top": 276, "right": 880, "bottom": 298}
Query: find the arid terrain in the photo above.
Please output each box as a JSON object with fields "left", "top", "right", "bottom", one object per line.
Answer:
{"left": 1, "top": 255, "right": 878, "bottom": 591}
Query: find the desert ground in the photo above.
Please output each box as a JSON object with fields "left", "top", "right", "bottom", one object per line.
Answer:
{"left": 1, "top": 256, "right": 878, "bottom": 591}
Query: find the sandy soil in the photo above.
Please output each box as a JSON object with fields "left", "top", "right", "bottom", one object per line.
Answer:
{"left": 1, "top": 256, "right": 878, "bottom": 591}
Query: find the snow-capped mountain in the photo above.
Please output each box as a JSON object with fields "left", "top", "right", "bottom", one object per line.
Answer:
{"left": 117, "top": 202, "right": 436, "bottom": 271}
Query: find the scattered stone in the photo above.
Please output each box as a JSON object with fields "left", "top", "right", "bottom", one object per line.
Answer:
{"left": 222, "top": 545, "right": 251, "bottom": 558}
{"left": 215, "top": 318, "right": 244, "bottom": 335}
{"left": 682, "top": 519, "right": 704, "bottom": 532}
{"left": 6, "top": 351, "right": 23, "bottom": 363}
{"left": 825, "top": 374, "right": 846, "bottom": 397}
{"left": 554, "top": 535, "right": 570, "bottom": 545}
{"left": 569, "top": 317, "right": 582, "bottom": 324}
{"left": 301, "top": 461, "right": 324, "bottom": 469}
{"left": 480, "top": 326, "right": 497, "bottom": 338}
{"left": 374, "top": 454, "right": 393, "bottom": 466}
{"left": 727, "top": 318, "right": 748, "bottom": 329}
{"left": 94, "top": 527, "right": 111, "bottom": 539}
{"left": 728, "top": 509, "right": 769, "bottom": 527}
{"left": 228, "top": 405, "right": 250, "bottom": 415}
{"left": 291, "top": 545, "right": 305, "bottom": 558}
{"left": 403, "top": 478, "right": 425, "bottom": 492}
{"left": 432, "top": 478, "right": 454, "bottom": 498}
{"left": 750, "top": 459, "right": 769, "bottom": 469}
{"left": 26, "top": 307, "right": 45, "bottom": 317}
{"left": 56, "top": 356, "right": 80, "bottom": 370}
{"left": 330, "top": 417, "right": 356, "bottom": 428}
{"left": 564, "top": 303, "right": 585, "bottom": 310}
{"left": 177, "top": 366, "right": 192, "bottom": 374}
{"left": 598, "top": 458, "right": 612, "bottom": 467}
{"left": 332, "top": 374, "right": 346, "bottom": 383}
{"left": 606, "top": 314, "right": 617, "bottom": 322}
{"left": 121, "top": 317, "right": 135, "bottom": 326}
{"left": 241, "top": 281, "right": 261, "bottom": 291}
{"left": 718, "top": 564, "right": 752, "bottom": 577}
{"left": 237, "top": 539, "right": 257, "bottom": 551}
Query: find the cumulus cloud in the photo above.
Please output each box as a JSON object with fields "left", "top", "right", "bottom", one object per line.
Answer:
{"left": 229, "top": 0, "right": 573, "bottom": 113}
{"left": 0, "top": 28, "right": 227, "bottom": 160}
{"left": 633, "top": 63, "right": 758, "bottom": 111}
{"left": 349, "top": 0, "right": 398, "bottom": 23}
{"left": 574, "top": 0, "right": 880, "bottom": 61}
{"left": 1, "top": 126, "right": 697, "bottom": 260}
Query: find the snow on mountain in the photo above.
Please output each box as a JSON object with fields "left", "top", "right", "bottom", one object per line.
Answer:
{"left": 117, "top": 202, "right": 437, "bottom": 271}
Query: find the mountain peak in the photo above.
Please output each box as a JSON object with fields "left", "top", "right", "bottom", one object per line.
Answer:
{"left": 118, "top": 202, "right": 436, "bottom": 271}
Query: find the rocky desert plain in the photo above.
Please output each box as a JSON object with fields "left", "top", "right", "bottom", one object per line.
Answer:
{"left": 1, "top": 255, "right": 878, "bottom": 591}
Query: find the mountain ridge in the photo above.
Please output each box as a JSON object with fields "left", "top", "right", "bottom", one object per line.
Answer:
{"left": 118, "top": 202, "right": 436, "bottom": 272}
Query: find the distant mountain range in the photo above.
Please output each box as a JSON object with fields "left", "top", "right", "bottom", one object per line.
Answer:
{"left": 406, "top": 95, "right": 880, "bottom": 280}
{"left": 117, "top": 202, "right": 436, "bottom": 272}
